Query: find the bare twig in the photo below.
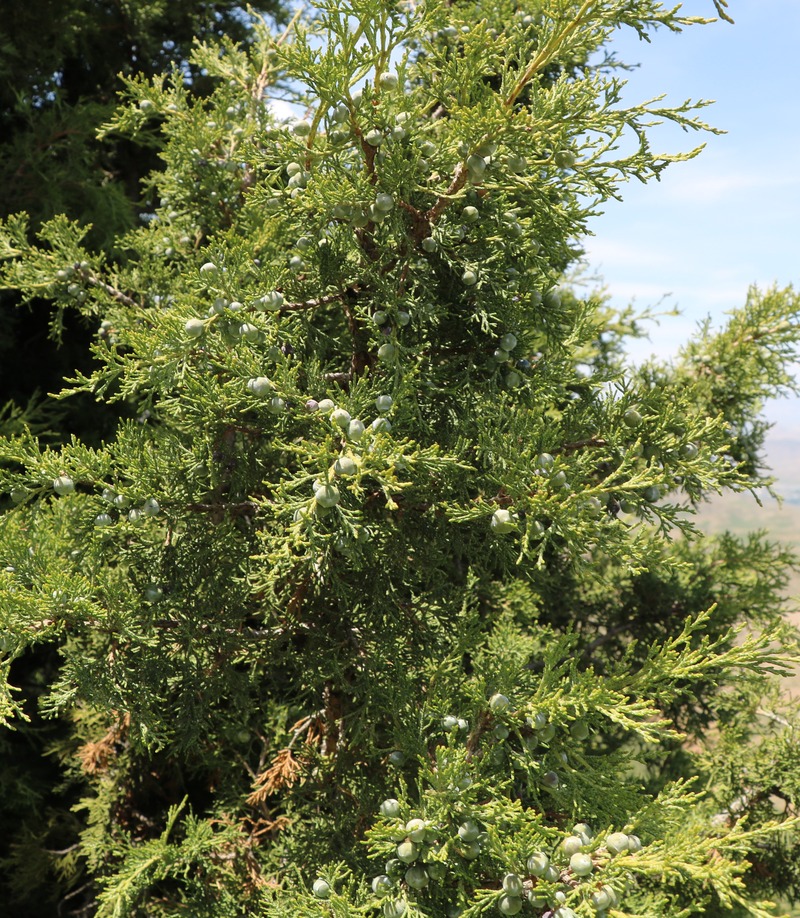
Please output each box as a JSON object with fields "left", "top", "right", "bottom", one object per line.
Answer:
{"left": 76, "top": 266, "right": 140, "bottom": 307}
{"left": 254, "top": 7, "right": 303, "bottom": 99}
{"left": 282, "top": 286, "right": 363, "bottom": 312}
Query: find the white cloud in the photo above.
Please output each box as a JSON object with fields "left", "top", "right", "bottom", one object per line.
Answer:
{"left": 661, "top": 167, "right": 800, "bottom": 205}
{"left": 264, "top": 98, "right": 302, "bottom": 122}
{"left": 583, "top": 239, "right": 673, "bottom": 271}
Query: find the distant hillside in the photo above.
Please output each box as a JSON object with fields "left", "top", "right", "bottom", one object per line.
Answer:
{"left": 695, "top": 430, "right": 800, "bottom": 695}
{"left": 698, "top": 489, "right": 800, "bottom": 547}
{"left": 691, "top": 424, "right": 800, "bottom": 544}
{"left": 761, "top": 432, "right": 800, "bottom": 506}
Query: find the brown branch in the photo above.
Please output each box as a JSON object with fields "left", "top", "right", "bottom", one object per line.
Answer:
{"left": 323, "top": 371, "right": 351, "bottom": 388}
{"left": 425, "top": 162, "right": 469, "bottom": 226}
{"left": 342, "top": 287, "right": 374, "bottom": 380}
{"left": 57, "top": 880, "right": 95, "bottom": 911}
{"left": 253, "top": 7, "right": 302, "bottom": 100}
{"left": 322, "top": 682, "right": 342, "bottom": 757}
{"left": 734, "top": 318, "right": 793, "bottom": 349}
{"left": 465, "top": 710, "right": 493, "bottom": 761}
{"left": 286, "top": 574, "right": 312, "bottom": 619}
{"left": 396, "top": 260, "right": 411, "bottom": 298}
{"left": 76, "top": 266, "right": 140, "bottom": 307}
{"left": 359, "top": 134, "right": 379, "bottom": 184}
{"left": 400, "top": 200, "right": 433, "bottom": 247}
{"left": 354, "top": 223, "right": 382, "bottom": 262}
{"left": 356, "top": 220, "right": 381, "bottom": 261}
{"left": 45, "top": 842, "right": 81, "bottom": 856}
{"left": 580, "top": 621, "right": 634, "bottom": 660}
{"left": 282, "top": 285, "right": 363, "bottom": 312}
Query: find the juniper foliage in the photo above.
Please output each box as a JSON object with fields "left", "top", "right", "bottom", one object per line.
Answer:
{"left": 0, "top": 0, "right": 287, "bottom": 444}
{"left": 1, "top": 1, "right": 800, "bottom": 916}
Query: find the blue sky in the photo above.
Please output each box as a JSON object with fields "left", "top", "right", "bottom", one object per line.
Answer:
{"left": 580, "top": 0, "right": 800, "bottom": 438}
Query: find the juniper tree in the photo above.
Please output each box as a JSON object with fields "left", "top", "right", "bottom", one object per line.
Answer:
{"left": 2, "top": 0, "right": 800, "bottom": 916}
